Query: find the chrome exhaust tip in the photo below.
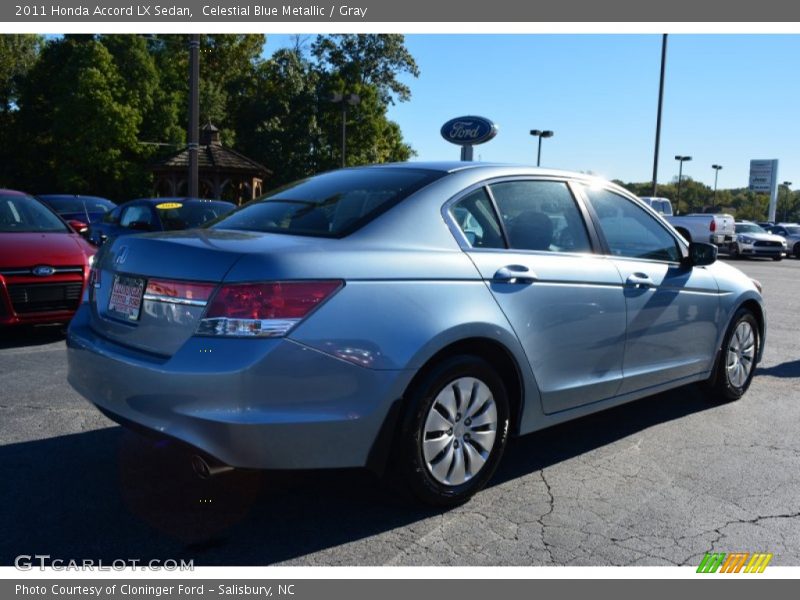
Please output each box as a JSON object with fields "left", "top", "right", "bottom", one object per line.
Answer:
{"left": 191, "top": 454, "right": 234, "bottom": 479}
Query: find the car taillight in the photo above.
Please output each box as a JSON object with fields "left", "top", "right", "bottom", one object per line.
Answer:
{"left": 145, "top": 279, "right": 215, "bottom": 304}
{"left": 710, "top": 220, "right": 716, "bottom": 232}
{"left": 196, "top": 280, "right": 343, "bottom": 337}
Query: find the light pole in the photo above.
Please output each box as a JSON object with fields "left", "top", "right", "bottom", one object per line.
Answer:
{"left": 711, "top": 164, "right": 723, "bottom": 210}
{"left": 529, "top": 129, "right": 554, "bottom": 167}
{"left": 675, "top": 155, "right": 692, "bottom": 212}
{"left": 782, "top": 181, "right": 792, "bottom": 222}
{"left": 651, "top": 34, "right": 668, "bottom": 197}
{"left": 331, "top": 92, "right": 360, "bottom": 168}
{"left": 187, "top": 34, "right": 200, "bottom": 198}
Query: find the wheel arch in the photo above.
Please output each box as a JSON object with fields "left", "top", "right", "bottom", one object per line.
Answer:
{"left": 365, "top": 333, "right": 529, "bottom": 475}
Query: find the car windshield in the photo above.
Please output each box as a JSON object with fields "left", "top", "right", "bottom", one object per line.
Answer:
{"left": 0, "top": 194, "right": 68, "bottom": 233}
{"left": 210, "top": 168, "right": 445, "bottom": 237}
{"left": 40, "top": 196, "right": 114, "bottom": 215}
{"left": 155, "top": 201, "right": 235, "bottom": 231}
{"left": 783, "top": 225, "right": 800, "bottom": 235}
{"left": 735, "top": 223, "right": 765, "bottom": 234}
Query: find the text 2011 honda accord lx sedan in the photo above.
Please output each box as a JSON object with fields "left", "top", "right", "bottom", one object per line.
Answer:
{"left": 67, "top": 163, "right": 765, "bottom": 506}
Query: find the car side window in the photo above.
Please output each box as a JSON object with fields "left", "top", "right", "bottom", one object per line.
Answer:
{"left": 583, "top": 187, "right": 681, "bottom": 263}
{"left": 449, "top": 188, "right": 504, "bottom": 249}
{"left": 103, "top": 207, "right": 121, "bottom": 224}
{"left": 489, "top": 180, "right": 592, "bottom": 253}
{"left": 119, "top": 205, "right": 154, "bottom": 229}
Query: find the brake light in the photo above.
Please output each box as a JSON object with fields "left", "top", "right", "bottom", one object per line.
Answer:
{"left": 197, "top": 280, "right": 343, "bottom": 337}
{"left": 145, "top": 279, "right": 215, "bottom": 303}
{"left": 710, "top": 220, "right": 716, "bottom": 232}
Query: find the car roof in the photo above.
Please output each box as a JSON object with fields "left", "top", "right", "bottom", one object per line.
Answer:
{"left": 126, "top": 197, "right": 235, "bottom": 205}
{"left": 362, "top": 161, "right": 597, "bottom": 179}
{"left": 0, "top": 188, "right": 30, "bottom": 197}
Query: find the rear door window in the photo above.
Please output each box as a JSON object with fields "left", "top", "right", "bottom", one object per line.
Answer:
{"left": 489, "top": 180, "right": 592, "bottom": 253}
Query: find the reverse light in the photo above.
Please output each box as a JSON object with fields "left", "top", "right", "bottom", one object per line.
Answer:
{"left": 196, "top": 280, "right": 343, "bottom": 337}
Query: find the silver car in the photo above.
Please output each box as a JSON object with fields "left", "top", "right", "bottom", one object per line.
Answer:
{"left": 730, "top": 221, "right": 787, "bottom": 261}
{"left": 67, "top": 163, "right": 766, "bottom": 506}
{"left": 768, "top": 223, "right": 800, "bottom": 258}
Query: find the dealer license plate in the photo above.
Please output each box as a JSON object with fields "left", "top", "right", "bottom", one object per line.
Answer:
{"left": 107, "top": 275, "right": 145, "bottom": 322}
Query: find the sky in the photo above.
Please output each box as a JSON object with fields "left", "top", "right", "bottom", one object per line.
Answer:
{"left": 263, "top": 34, "right": 800, "bottom": 189}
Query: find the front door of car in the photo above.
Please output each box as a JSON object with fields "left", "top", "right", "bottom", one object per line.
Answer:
{"left": 579, "top": 186, "right": 722, "bottom": 394}
{"left": 449, "top": 179, "right": 628, "bottom": 416}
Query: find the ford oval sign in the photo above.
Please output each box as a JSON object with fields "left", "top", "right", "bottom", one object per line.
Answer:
{"left": 32, "top": 265, "right": 56, "bottom": 277}
{"left": 440, "top": 116, "right": 498, "bottom": 146}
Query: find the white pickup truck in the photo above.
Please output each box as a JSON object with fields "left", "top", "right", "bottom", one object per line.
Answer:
{"left": 639, "top": 197, "right": 735, "bottom": 246}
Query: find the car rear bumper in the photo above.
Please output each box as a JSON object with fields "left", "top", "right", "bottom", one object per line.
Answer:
{"left": 66, "top": 303, "right": 410, "bottom": 470}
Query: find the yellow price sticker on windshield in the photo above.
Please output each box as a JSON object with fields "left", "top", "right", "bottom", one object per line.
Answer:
{"left": 156, "top": 202, "right": 183, "bottom": 210}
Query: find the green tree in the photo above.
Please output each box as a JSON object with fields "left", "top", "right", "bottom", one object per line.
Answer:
{"left": 311, "top": 34, "right": 419, "bottom": 104}
{"left": 0, "top": 34, "right": 42, "bottom": 114}
{"left": 14, "top": 36, "right": 144, "bottom": 198}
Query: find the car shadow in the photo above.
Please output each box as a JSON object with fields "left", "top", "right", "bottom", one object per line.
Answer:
{"left": 756, "top": 359, "right": 800, "bottom": 379}
{"left": 0, "top": 324, "right": 67, "bottom": 350}
{"left": 0, "top": 384, "right": 715, "bottom": 566}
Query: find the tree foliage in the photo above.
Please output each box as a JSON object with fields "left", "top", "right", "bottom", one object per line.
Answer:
{"left": 0, "top": 34, "right": 417, "bottom": 199}
{"left": 616, "top": 177, "right": 799, "bottom": 222}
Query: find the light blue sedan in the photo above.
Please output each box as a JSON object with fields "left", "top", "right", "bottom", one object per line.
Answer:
{"left": 67, "top": 163, "right": 765, "bottom": 506}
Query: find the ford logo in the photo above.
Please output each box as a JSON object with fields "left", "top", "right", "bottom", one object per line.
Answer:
{"left": 32, "top": 265, "right": 56, "bottom": 277}
{"left": 440, "top": 116, "right": 498, "bottom": 146}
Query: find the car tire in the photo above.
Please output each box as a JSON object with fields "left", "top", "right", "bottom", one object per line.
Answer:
{"left": 729, "top": 243, "right": 740, "bottom": 259}
{"left": 392, "top": 355, "right": 510, "bottom": 507}
{"left": 794, "top": 243, "right": 800, "bottom": 259}
{"left": 704, "top": 308, "right": 759, "bottom": 403}
{"left": 773, "top": 255, "right": 783, "bottom": 261}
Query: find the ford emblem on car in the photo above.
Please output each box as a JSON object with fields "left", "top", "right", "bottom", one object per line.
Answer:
{"left": 440, "top": 116, "right": 498, "bottom": 146}
{"left": 32, "top": 265, "right": 56, "bottom": 277}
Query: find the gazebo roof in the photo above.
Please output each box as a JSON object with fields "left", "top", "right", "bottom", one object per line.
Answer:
{"left": 152, "top": 144, "right": 269, "bottom": 176}
{"left": 151, "top": 123, "right": 269, "bottom": 176}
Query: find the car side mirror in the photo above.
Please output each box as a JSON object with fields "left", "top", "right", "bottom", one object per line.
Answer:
{"left": 685, "top": 242, "right": 717, "bottom": 267}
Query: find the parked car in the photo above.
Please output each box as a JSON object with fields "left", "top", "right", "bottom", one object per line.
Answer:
{"left": 67, "top": 164, "right": 765, "bottom": 506}
{"left": 766, "top": 223, "right": 800, "bottom": 258}
{"left": 0, "top": 189, "right": 95, "bottom": 326}
{"left": 756, "top": 221, "right": 774, "bottom": 230}
{"left": 666, "top": 213, "right": 736, "bottom": 247}
{"left": 37, "top": 195, "right": 116, "bottom": 233}
{"left": 729, "top": 221, "right": 786, "bottom": 261}
{"left": 87, "top": 197, "right": 235, "bottom": 246}
{"left": 639, "top": 196, "right": 673, "bottom": 216}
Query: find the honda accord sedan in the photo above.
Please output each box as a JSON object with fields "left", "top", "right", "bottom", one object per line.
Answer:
{"left": 67, "top": 163, "right": 765, "bottom": 506}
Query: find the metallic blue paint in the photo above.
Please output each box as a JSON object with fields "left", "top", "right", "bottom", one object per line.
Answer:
{"left": 67, "top": 163, "right": 766, "bottom": 471}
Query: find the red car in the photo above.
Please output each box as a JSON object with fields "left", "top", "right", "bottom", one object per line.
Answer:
{"left": 0, "top": 189, "right": 95, "bottom": 326}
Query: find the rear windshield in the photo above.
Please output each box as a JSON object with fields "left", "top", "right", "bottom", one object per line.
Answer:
{"left": 210, "top": 168, "right": 445, "bottom": 237}
{"left": 156, "top": 201, "right": 235, "bottom": 231}
{"left": 40, "top": 196, "right": 114, "bottom": 215}
{"left": 0, "top": 194, "right": 68, "bottom": 233}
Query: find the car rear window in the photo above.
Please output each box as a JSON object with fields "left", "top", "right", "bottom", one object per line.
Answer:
{"left": 0, "top": 194, "right": 68, "bottom": 233}
{"left": 156, "top": 201, "right": 235, "bottom": 231}
{"left": 209, "top": 168, "right": 445, "bottom": 237}
{"left": 40, "top": 196, "right": 114, "bottom": 214}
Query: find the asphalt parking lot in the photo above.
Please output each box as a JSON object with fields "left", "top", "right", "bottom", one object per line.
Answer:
{"left": 1, "top": 257, "right": 799, "bottom": 567}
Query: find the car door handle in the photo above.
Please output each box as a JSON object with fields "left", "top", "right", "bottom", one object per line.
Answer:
{"left": 626, "top": 273, "right": 654, "bottom": 289}
{"left": 494, "top": 265, "right": 537, "bottom": 284}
